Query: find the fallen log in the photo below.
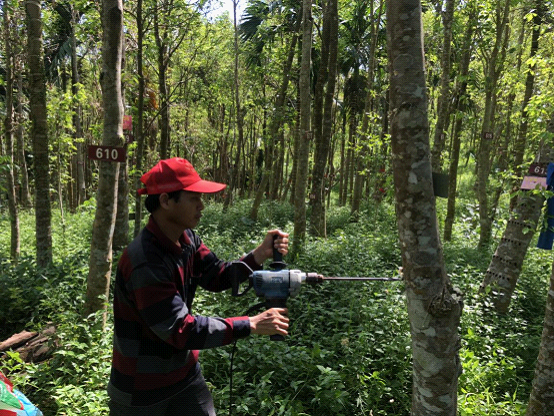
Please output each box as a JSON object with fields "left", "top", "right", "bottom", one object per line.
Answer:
{"left": 0, "top": 325, "right": 56, "bottom": 363}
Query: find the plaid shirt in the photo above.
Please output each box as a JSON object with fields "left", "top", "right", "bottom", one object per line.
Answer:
{"left": 108, "top": 216, "right": 259, "bottom": 406}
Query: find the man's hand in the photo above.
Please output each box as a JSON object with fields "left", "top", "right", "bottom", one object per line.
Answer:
{"left": 249, "top": 308, "right": 289, "bottom": 336}
{"left": 252, "top": 229, "right": 289, "bottom": 266}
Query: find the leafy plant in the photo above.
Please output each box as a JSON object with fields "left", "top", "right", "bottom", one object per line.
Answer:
{"left": 0, "top": 198, "right": 549, "bottom": 415}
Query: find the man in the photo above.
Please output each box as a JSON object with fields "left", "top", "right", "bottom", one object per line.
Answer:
{"left": 107, "top": 157, "right": 290, "bottom": 416}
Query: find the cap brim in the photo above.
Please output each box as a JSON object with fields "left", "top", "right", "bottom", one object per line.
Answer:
{"left": 184, "top": 180, "right": 227, "bottom": 194}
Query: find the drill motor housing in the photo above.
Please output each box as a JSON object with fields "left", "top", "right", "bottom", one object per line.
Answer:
{"left": 251, "top": 269, "right": 321, "bottom": 301}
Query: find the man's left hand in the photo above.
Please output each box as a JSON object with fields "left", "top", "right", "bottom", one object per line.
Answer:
{"left": 252, "top": 229, "right": 289, "bottom": 265}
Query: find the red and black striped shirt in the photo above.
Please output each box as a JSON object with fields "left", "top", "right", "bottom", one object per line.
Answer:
{"left": 108, "top": 216, "right": 259, "bottom": 406}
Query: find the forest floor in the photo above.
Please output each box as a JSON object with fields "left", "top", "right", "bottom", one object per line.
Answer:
{"left": 0, "top": 197, "right": 548, "bottom": 415}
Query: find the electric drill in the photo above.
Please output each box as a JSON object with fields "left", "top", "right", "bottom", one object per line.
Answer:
{"left": 250, "top": 237, "right": 322, "bottom": 340}
{"left": 231, "top": 236, "right": 401, "bottom": 341}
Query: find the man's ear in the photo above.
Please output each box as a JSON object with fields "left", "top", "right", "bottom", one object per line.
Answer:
{"left": 158, "top": 193, "right": 170, "bottom": 209}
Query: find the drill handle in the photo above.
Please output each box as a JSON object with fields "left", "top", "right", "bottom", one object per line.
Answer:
{"left": 265, "top": 297, "right": 287, "bottom": 342}
{"left": 269, "top": 234, "right": 287, "bottom": 270}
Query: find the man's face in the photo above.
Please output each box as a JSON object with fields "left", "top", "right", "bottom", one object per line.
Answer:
{"left": 166, "top": 191, "right": 205, "bottom": 230}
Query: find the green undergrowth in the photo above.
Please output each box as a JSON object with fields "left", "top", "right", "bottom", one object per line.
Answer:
{"left": 0, "top": 198, "right": 549, "bottom": 415}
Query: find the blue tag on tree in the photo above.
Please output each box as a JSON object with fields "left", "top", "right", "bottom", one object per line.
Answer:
{"left": 537, "top": 163, "right": 554, "bottom": 250}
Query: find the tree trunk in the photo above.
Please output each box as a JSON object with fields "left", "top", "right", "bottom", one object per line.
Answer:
{"left": 16, "top": 56, "right": 32, "bottom": 208}
{"left": 387, "top": 1, "right": 462, "bottom": 414}
{"left": 291, "top": 0, "right": 313, "bottom": 257}
{"left": 477, "top": 0, "right": 511, "bottom": 248}
{"left": 134, "top": 0, "right": 145, "bottom": 237}
{"left": 250, "top": 12, "right": 301, "bottom": 220}
{"left": 430, "top": 0, "right": 454, "bottom": 173}
{"left": 310, "top": 0, "right": 338, "bottom": 237}
{"left": 113, "top": 159, "right": 129, "bottom": 250}
{"left": 490, "top": 9, "right": 527, "bottom": 219}
{"left": 338, "top": 111, "right": 347, "bottom": 206}
{"left": 480, "top": 139, "right": 553, "bottom": 313}
{"left": 84, "top": 0, "right": 124, "bottom": 325}
{"left": 26, "top": 0, "right": 52, "bottom": 268}
{"left": 224, "top": 0, "right": 245, "bottom": 210}
{"left": 155, "top": 5, "right": 170, "bottom": 160}
{"left": 4, "top": 0, "right": 20, "bottom": 263}
{"left": 526, "top": 261, "right": 554, "bottom": 415}
{"left": 351, "top": 0, "right": 384, "bottom": 217}
{"left": 70, "top": 5, "right": 86, "bottom": 208}
{"left": 444, "top": 2, "right": 477, "bottom": 241}
{"left": 510, "top": 0, "right": 542, "bottom": 208}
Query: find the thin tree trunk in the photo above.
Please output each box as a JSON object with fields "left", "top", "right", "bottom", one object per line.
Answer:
{"left": 526, "top": 261, "right": 554, "bottom": 415}
{"left": 113, "top": 159, "right": 129, "bottom": 250}
{"left": 387, "top": 1, "right": 462, "bottom": 414}
{"left": 224, "top": 0, "right": 245, "bottom": 210}
{"left": 26, "top": 0, "right": 52, "bottom": 267}
{"left": 84, "top": 0, "right": 124, "bottom": 325}
{"left": 154, "top": 5, "right": 170, "bottom": 159}
{"left": 510, "top": 0, "right": 542, "bottom": 208}
{"left": 310, "top": 0, "right": 338, "bottom": 237}
{"left": 4, "top": 0, "right": 20, "bottom": 263}
{"left": 444, "top": 2, "right": 476, "bottom": 241}
{"left": 477, "top": 0, "right": 511, "bottom": 248}
{"left": 351, "top": 0, "right": 384, "bottom": 217}
{"left": 134, "top": 0, "right": 145, "bottom": 237}
{"left": 338, "top": 111, "right": 347, "bottom": 205}
{"left": 480, "top": 141, "right": 553, "bottom": 313}
{"left": 70, "top": 5, "right": 86, "bottom": 207}
{"left": 291, "top": 0, "right": 312, "bottom": 257}
{"left": 490, "top": 9, "right": 527, "bottom": 219}
{"left": 430, "top": 0, "right": 454, "bottom": 173}
{"left": 250, "top": 12, "right": 300, "bottom": 219}
{"left": 16, "top": 55, "right": 32, "bottom": 208}
{"left": 289, "top": 87, "right": 300, "bottom": 206}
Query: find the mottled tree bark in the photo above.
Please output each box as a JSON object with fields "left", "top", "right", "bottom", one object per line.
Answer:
{"left": 26, "top": 0, "right": 52, "bottom": 267}
{"left": 84, "top": 0, "right": 124, "bottom": 325}
{"left": 387, "top": 1, "right": 462, "bottom": 414}
{"left": 526, "top": 263, "right": 554, "bottom": 415}
{"left": 480, "top": 142, "right": 554, "bottom": 313}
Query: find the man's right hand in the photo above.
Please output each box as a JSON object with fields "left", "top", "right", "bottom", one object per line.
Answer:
{"left": 249, "top": 308, "right": 289, "bottom": 336}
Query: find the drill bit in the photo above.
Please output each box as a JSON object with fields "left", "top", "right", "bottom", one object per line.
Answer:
{"left": 323, "top": 276, "right": 402, "bottom": 282}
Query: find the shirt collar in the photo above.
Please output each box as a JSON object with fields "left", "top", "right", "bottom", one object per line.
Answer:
{"left": 145, "top": 216, "right": 191, "bottom": 255}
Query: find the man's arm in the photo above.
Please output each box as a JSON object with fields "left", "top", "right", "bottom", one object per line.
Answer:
{"left": 192, "top": 229, "right": 289, "bottom": 292}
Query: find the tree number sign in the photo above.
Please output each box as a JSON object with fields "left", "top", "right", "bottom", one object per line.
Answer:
{"left": 528, "top": 163, "right": 548, "bottom": 177}
{"left": 88, "top": 145, "right": 126, "bottom": 162}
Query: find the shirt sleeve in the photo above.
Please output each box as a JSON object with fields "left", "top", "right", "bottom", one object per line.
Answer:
{"left": 188, "top": 231, "right": 262, "bottom": 292}
{"left": 129, "top": 262, "right": 251, "bottom": 350}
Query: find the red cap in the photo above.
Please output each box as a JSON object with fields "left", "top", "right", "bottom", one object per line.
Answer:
{"left": 137, "top": 158, "right": 226, "bottom": 195}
